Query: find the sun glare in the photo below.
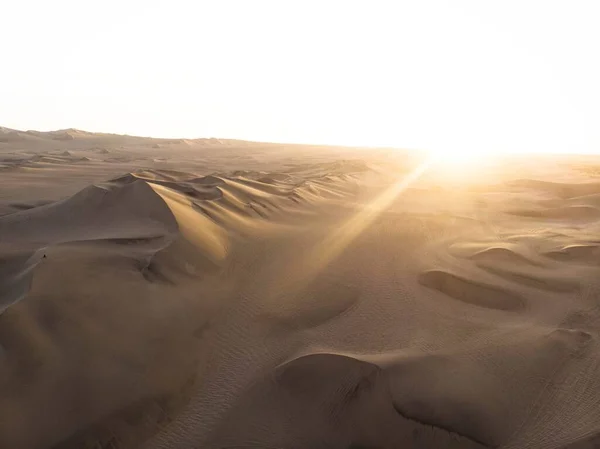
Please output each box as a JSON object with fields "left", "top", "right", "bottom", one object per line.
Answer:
{"left": 429, "top": 147, "right": 493, "bottom": 170}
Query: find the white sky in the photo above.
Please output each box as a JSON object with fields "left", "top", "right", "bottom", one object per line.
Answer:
{"left": 1, "top": 0, "right": 599, "bottom": 154}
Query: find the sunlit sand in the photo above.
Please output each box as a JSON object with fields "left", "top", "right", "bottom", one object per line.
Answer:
{"left": 1, "top": 128, "right": 600, "bottom": 449}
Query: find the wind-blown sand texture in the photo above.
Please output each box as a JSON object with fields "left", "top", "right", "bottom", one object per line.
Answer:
{"left": 2, "top": 127, "right": 600, "bottom": 448}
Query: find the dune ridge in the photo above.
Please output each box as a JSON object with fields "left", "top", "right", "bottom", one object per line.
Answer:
{"left": 0, "top": 164, "right": 365, "bottom": 315}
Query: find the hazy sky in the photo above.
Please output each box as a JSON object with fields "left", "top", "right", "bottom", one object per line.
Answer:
{"left": 2, "top": 0, "right": 599, "bottom": 154}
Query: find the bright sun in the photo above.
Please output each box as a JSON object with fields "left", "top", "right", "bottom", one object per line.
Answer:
{"left": 424, "top": 147, "right": 499, "bottom": 180}
{"left": 429, "top": 147, "right": 495, "bottom": 168}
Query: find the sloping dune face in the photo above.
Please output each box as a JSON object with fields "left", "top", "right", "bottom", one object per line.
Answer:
{"left": 2, "top": 138, "right": 600, "bottom": 449}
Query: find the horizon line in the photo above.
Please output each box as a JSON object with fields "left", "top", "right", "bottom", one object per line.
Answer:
{"left": 1, "top": 124, "right": 598, "bottom": 157}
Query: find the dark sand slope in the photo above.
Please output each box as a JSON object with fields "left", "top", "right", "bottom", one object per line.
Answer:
{"left": 1, "top": 130, "right": 600, "bottom": 448}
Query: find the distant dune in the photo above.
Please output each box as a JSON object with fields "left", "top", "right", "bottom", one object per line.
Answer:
{"left": 1, "top": 129, "right": 600, "bottom": 448}
{"left": 0, "top": 126, "right": 271, "bottom": 148}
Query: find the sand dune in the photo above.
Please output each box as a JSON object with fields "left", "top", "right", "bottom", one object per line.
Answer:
{"left": 1, "top": 129, "right": 600, "bottom": 448}
{"left": 418, "top": 269, "right": 525, "bottom": 311}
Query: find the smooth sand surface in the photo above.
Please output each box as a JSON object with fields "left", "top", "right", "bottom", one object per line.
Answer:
{"left": 2, "top": 127, "right": 600, "bottom": 448}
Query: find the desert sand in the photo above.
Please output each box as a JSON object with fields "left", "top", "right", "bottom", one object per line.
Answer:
{"left": 1, "top": 126, "right": 600, "bottom": 449}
